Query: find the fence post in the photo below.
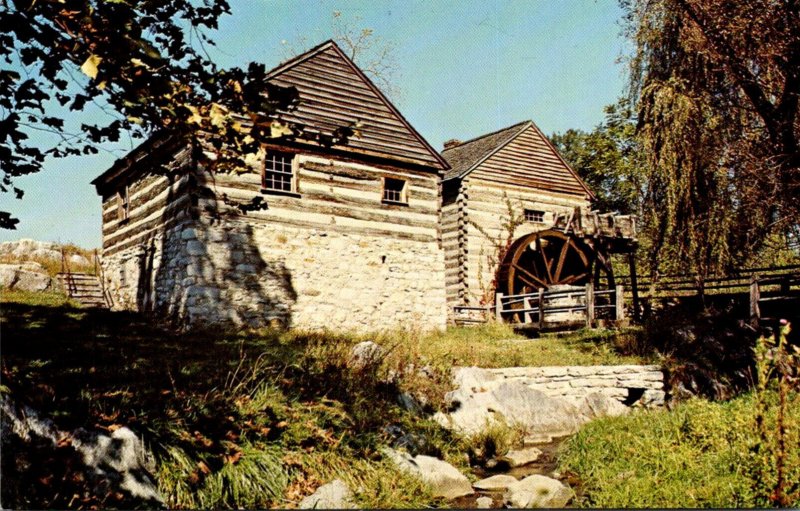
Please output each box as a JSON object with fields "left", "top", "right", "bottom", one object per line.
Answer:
{"left": 538, "top": 288, "right": 545, "bottom": 330}
{"left": 585, "top": 282, "right": 595, "bottom": 328}
{"left": 628, "top": 253, "right": 640, "bottom": 321}
{"left": 495, "top": 293, "right": 504, "bottom": 323}
{"left": 749, "top": 274, "right": 760, "bottom": 324}
{"left": 615, "top": 284, "right": 625, "bottom": 321}
{"left": 523, "top": 296, "right": 532, "bottom": 324}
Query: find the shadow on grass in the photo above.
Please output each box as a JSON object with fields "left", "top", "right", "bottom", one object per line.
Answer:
{"left": 1, "top": 298, "right": 443, "bottom": 508}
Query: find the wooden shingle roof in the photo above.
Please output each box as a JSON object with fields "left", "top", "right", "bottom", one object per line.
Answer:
{"left": 441, "top": 120, "right": 593, "bottom": 198}
{"left": 266, "top": 40, "right": 448, "bottom": 171}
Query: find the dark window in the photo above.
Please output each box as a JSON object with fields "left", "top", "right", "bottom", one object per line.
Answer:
{"left": 383, "top": 177, "right": 408, "bottom": 204}
{"left": 262, "top": 151, "right": 295, "bottom": 192}
{"left": 117, "top": 185, "right": 129, "bottom": 221}
{"left": 524, "top": 209, "right": 545, "bottom": 223}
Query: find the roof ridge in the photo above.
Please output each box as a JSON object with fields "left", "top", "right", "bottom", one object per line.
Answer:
{"left": 443, "top": 120, "right": 530, "bottom": 151}
{"left": 267, "top": 39, "right": 449, "bottom": 170}
{"left": 265, "top": 39, "right": 337, "bottom": 79}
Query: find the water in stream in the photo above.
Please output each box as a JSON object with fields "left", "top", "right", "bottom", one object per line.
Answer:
{"left": 450, "top": 436, "right": 571, "bottom": 508}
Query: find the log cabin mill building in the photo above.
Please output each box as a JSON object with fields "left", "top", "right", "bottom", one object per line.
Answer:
{"left": 440, "top": 121, "right": 596, "bottom": 310}
{"left": 91, "top": 40, "right": 450, "bottom": 331}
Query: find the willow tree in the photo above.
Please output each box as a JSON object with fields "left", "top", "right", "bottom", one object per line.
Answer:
{"left": 623, "top": 0, "right": 800, "bottom": 279}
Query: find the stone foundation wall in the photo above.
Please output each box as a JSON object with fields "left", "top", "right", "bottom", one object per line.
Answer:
{"left": 102, "top": 216, "right": 447, "bottom": 332}
{"left": 485, "top": 364, "right": 665, "bottom": 406}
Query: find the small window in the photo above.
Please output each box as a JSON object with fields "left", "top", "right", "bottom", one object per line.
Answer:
{"left": 383, "top": 177, "right": 408, "bottom": 204}
{"left": 262, "top": 151, "right": 295, "bottom": 193}
{"left": 524, "top": 209, "right": 545, "bottom": 223}
{"left": 117, "top": 185, "right": 129, "bottom": 221}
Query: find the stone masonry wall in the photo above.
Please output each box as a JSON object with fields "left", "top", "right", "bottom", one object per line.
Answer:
{"left": 485, "top": 364, "right": 666, "bottom": 407}
{"left": 102, "top": 215, "right": 448, "bottom": 331}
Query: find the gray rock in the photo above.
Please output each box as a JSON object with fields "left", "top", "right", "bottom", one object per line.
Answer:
{"left": 500, "top": 447, "right": 542, "bottom": 468}
{"left": 298, "top": 479, "right": 355, "bottom": 509}
{"left": 398, "top": 392, "right": 422, "bottom": 413}
{"left": 349, "top": 341, "right": 384, "bottom": 369}
{"left": 0, "top": 264, "right": 52, "bottom": 292}
{"left": 1, "top": 396, "right": 164, "bottom": 507}
{"left": 472, "top": 474, "right": 517, "bottom": 491}
{"left": 441, "top": 373, "right": 587, "bottom": 439}
{"left": 476, "top": 496, "right": 494, "bottom": 508}
{"left": 579, "top": 392, "right": 629, "bottom": 420}
{"left": 0, "top": 239, "right": 61, "bottom": 260}
{"left": 383, "top": 448, "right": 473, "bottom": 499}
{"left": 503, "top": 474, "right": 573, "bottom": 508}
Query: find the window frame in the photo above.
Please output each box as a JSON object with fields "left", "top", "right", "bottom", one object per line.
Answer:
{"left": 261, "top": 150, "right": 298, "bottom": 196}
{"left": 382, "top": 177, "right": 409, "bottom": 205}
{"left": 524, "top": 209, "right": 545, "bottom": 223}
{"left": 117, "top": 184, "right": 130, "bottom": 222}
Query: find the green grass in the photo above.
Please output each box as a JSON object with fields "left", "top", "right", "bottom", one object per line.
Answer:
{"left": 381, "top": 322, "right": 652, "bottom": 369}
{"left": 1, "top": 288, "right": 78, "bottom": 308}
{"left": 0, "top": 290, "right": 653, "bottom": 509}
{"left": 558, "top": 392, "right": 800, "bottom": 508}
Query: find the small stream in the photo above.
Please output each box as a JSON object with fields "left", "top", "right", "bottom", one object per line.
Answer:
{"left": 450, "top": 436, "right": 574, "bottom": 509}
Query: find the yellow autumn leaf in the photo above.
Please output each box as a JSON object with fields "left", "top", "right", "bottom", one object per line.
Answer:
{"left": 209, "top": 103, "right": 228, "bottom": 129}
{"left": 184, "top": 104, "right": 203, "bottom": 125}
{"left": 270, "top": 120, "right": 293, "bottom": 138}
{"left": 81, "top": 54, "right": 102, "bottom": 80}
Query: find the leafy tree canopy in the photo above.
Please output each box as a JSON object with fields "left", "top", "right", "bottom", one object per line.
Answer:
{"left": 622, "top": 0, "right": 800, "bottom": 277}
{"left": 551, "top": 99, "right": 644, "bottom": 216}
{"left": 0, "top": 0, "right": 352, "bottom": 230}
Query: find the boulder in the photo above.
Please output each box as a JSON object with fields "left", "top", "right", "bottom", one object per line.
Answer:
{"left": 69, "top": 254, "right": 91, "bottom": 266}
{"left": 579, "top": 392, "right": 629, "bottom": 420}
{"left": 500, "top": 447, "right": 542, "bottom": 468}
{"left": 472, "top": 474, "right": 518, "bottom": 491}
{"left": 298, "top": 479, "right": 355, "bottom": 509}
{"left": 1, "top": 396, "right": 164, "bottom": 508}
{"left": 0, "top": 239, "right": 61, "bottom": 261}
{"left": 503, "top": 475, "right": 573, "bottom": 508}
{"left": 349, "top": 341, "right": 384, "bottom": 369}
{"left": 476, "top": 496, "right": 494, "bottom": 508}
{"left": 0, "top": 264, "right": 52, "bottom": 292}
{"left": 383, "top": 448, "right": 473, "bottom": 499}
{"left": 436, "top": 368, "right": 587, "bottom": 439}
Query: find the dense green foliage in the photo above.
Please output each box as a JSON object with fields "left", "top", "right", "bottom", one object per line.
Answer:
{"left": 559, "top": 391, "right": 800, "bottom": 508}
{"left": 551, "top": 99, "right": 644, "bottom": 216}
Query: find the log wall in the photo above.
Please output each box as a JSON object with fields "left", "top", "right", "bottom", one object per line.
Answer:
{"left": 447, "top": 178, "right": 589, "bottom": 307}
{"left": 99, "top": 151, "right": 447, "bottom": 331}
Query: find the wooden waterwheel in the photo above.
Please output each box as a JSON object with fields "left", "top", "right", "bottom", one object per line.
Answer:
{"left": 497, "top": 230, "right": 593, "bottom": 296}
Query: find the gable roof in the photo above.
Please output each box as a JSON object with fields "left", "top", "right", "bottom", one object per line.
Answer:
{"left": 441, "top": 120, "right": 594, "bottom": 198}
{"left": 441, "top": 121, "right": 529, "bottom": 180}
{"left": 266, "top": 40, "right": 448, "bottom": 171}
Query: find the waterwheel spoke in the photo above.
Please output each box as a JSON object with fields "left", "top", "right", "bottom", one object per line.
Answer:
{"left": 539, "top": 246, "right": 554, "bottom": 284}
{"left": 512, "top": 263, "right": 548, "bottom": 289}
{"left": 561, "top": 272, "right": 589, "bottom": 285}
{"left": 553, "top": 239, "right": 570, "bottom": 283}
{"left": 571, "top": 239, "right": 589, "bottom": 266}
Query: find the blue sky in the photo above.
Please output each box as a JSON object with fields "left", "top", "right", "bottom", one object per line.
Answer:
{"left": 2, "top": 0, "right": 630, "bottom": 248}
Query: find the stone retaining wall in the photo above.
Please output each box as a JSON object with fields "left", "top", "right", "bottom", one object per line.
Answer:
{"left": 485, "top": 364, "right": 666, "bottom": 407}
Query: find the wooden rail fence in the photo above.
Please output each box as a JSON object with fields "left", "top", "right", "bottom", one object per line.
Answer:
{"left": 453, "top": 283, "right": 625, "bottom": 329}
{"left": 617, "top": 264, "right": 800, "bottom": 322}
